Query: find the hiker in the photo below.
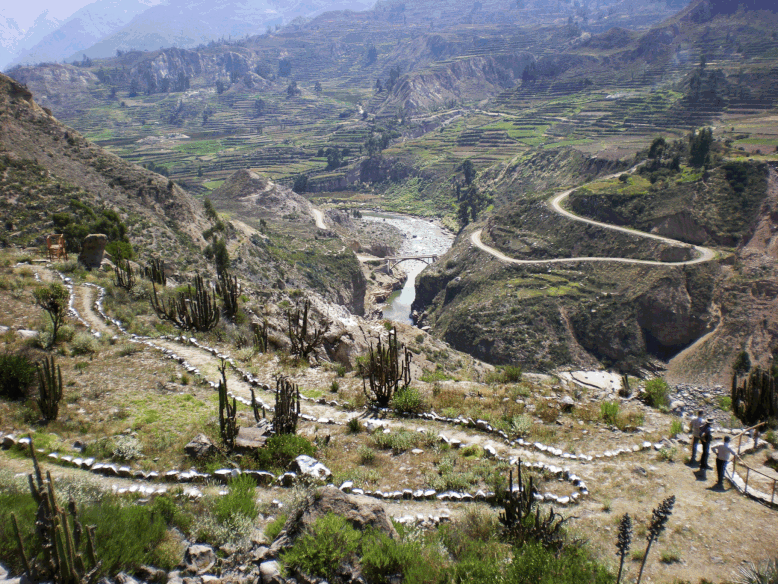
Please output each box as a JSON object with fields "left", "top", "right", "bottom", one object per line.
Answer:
{"left": 698, "top": 419, "right": 713, "bottom": 470}
{"left": 712, "top": 436, "right": 738, "bottom": 488}
{"left": 689, "top": 410, "right": 704, "bottom": 463}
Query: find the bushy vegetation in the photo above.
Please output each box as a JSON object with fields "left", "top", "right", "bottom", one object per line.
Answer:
{"left": 254, "top": 434, "right": 315, "bottom": 473}
{"left": 0, "top": 352, "right": 37, "bottom": 400}
{"left": 51, "top": 198, "right": 133, "bottom": 258}
{"left": 392, "top": 385, "right": 425, "bottom": 414}
{"left": 643, "top": 378, "right": 670, "bottom": 409}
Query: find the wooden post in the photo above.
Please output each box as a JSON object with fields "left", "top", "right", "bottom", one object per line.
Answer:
{"left": 771, "top": 480, "right": 775, "bottom": 505}
{"left": 745, "top": 467, "right": 750, "bottom": 495}
{"left": 738, "top": 432, "right": 743, "bottom": 456}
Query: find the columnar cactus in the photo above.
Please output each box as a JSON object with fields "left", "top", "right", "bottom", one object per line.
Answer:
{"left": 12, "top": 438, "right": 100, "bottom": 584}
{"left": 151, "top": 274, "right": 219, "bottom": 331}
{"left": 273, "top": 376, "right": 300, "bottom": 435}
{"left": 37, "top": 356, "right": 63, "bottom": 422}
{"left": 217, "top": 360, "right": 239, "bottom": 450}
{"left": 362, "top": 326, "right": 411, "bottom": 408}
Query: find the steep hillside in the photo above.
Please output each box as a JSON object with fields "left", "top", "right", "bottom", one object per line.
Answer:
{"left": 0, "top": 72, "right": 208, "bottom": 264}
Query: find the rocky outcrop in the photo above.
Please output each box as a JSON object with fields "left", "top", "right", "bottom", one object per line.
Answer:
{"left": 210, "top": 170, "right": 317, "bottom": 223}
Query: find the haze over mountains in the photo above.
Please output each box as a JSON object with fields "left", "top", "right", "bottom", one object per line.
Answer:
{"left": 2, "top": 0, "right": 376, "bottom": 70}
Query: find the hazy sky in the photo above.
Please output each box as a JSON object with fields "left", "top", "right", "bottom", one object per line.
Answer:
{"left": 2, "top": 0, "right": 95, "bottom": 30}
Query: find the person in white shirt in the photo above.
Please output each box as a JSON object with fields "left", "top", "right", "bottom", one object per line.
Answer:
{"left": 712, "top": 435, "right": 738, "bottom": 488}
{"left": 689, "top": 410, "right": 704, "bottom": 464}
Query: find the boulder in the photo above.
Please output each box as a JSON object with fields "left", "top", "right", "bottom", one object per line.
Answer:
{"left": 289, "top": 455, "right": 331, "bottom": 481}
{"left": 184, "top": 434, "right": 217, "bottom": 460}
{"left": 184, "top": 544, "right": 216, "bottom": 574}
{"left": 235, "top": 426, "right": 269, "bottom": 451}
{"left": 269, "top": 486, "right": 397, "bottom": 556}
{"left": 558, "top": 395, "right": 576, "bottom": 412}
{"left": 259, "top": 561, "right": 283, "bottom": 584}
{"left": 115, "top": 573, "right": 140, "bottom": 584}
{"left": 78, "top": 234, "right": 108, "bottom": 269}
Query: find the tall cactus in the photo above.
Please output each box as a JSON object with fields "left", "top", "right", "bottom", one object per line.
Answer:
{"left": 12, "top": 438, "right": 100, "bottom": 584}
{"left": 362, "top": 326, "right": 411, "bottom": 408}
{"left": 151, "top": 274, "right": 219, "bottom": 331}
{"left": 144, "top": 257, "right": 166, "bottom": 286}
{"left": 217, "top": 360, "right": 239, "bottom": 450}
{"left": 287, "top": 298, "right": 329, "bottom": 359}
{"left": 273, "top": 376, "right": 300, "bottom": 435}
{"left": 499, "top": 459, "right": 568, "bottom": 551}
{"left": 731, "top": 367, "right": 778, "bottom": 425}
{"left": 216, "top": 272, "right": 241, "bottom": 323}
{"left": 114, "top": 259, "right": 136, "bottom": 291}
{"left": 37, "top": 356, "right": 63, "bottom": 422}
{"left": 253, "top": 319, "right": 269, "bottom": 353}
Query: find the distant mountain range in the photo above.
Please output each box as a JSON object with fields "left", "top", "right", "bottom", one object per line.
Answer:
{"left": 3, "top": 0, "right": 375, "bottom": 71}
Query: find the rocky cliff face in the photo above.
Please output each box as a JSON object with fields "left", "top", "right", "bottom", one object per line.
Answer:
{"left": 379, "top": 52, "right": 533, "bottom": 115}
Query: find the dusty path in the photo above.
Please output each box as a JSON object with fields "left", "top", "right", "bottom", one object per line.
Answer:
{"left": 471, "top": 170, "right": 719, "bottom": 266}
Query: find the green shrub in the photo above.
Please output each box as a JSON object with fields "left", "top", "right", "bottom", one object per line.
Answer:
{"left": 265, "top": 513, "right": 287, "bottom": 541}
{"left": 737, "top": 558, "right": 778, "bottom": 584}
{"left": 372, "top": 429, "right": 419, "bottom": 453}
{"left": 361, "top": 530, "right": 427, "bottom": 584}
{"left": 358, "top": 445, "right": 376, "bottom": 464}
{"left": 506, "top": 541, "right": 612, "bottom": 584}
{"left": 347, "top": 417, "right": 363, "bottom": 434}
{"left": 0, "top": 489, "right": 38, "bottom": 574}
{"left": 254, "top": 434, "right": 315, "bottom": 472}
{"left": 718, "top": 396, "right": 732, "bottom": 411}
{"left": 330, "top": 380, "right": 339, "bottom": 393}
{"left": 336, "top": 364, "right": 346, "bottom": 377}
{"left": 669, "top": 418, "right": 683, "bottom": 438}
{"left": 644, "top": 378, "right": 670, "bottom": 409}
{"left": 393, "top": 386, "right": 425, "bottom": 414}
{"left": 0, "top": 353, "right": 37, "bottom": 400}
{"left": 215, "top": 475, "right": 258, "bottom": 523}
{"left": 486, "top": 365, "right": 522, "bottom": 384}
{"left": 80, "top": 500, "right": 167, "bottom": 577}
{"left": 70, "top": 331, "right": 99, "bottom": 355}
{"left": 510, "top": 414, "right": 532, "bottom": 437}
{"left": 281, "top": 513, "right": 361, "bottom": 581}
{"left": 601, "top": 401, "right": 620, "bottom": 425}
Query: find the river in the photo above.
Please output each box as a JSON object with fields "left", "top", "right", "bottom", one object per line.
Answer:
{"left": 362, "top": 212, "right": 454, "bottom": 324}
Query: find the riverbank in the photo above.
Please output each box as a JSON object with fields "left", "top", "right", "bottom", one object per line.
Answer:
{"left": 361, "top": 212, "right": 454, "bottom": 324}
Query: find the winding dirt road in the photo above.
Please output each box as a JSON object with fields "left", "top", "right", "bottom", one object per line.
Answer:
{"left": 472, "top": 173, "right": 719, "bottom": 266}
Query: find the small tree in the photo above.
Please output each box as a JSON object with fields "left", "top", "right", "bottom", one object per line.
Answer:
{"left": 314, "top": 81, "right": 322, "bottom": 95}
{"left": 34, "top": 283, "right": 69, "bottom": 349}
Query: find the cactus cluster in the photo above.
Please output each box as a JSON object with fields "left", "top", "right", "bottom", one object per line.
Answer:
{"left": 114, "top": 259, "right": 136, "bottom": 291}
{"left": 37, "top": 355, "right": 63, "bottom": 422}
{"left": 144, "top": 258, "right": 166, "bottom": 286}
{"left": 151, "top": 274, "right": 220, "bottom": 332}
{"left": 499, "top": 459, "right": 568, "bottom": 552}
{"left": 273, "top": 376, "right": 300, "bottom": 435}
{"left": 12, "top": 439, "right": 101, "bottom": 584}
{"left": 217, "top": 360, "right": 239, "bottom": 450}
{"left": 731, "top": 367, "right": 778, "bottom": 425}
{"left": 287, "top": 298, "right": 329, "bottom": 359}
{"left": 362, "top": 326, "right": 411, "bottom": 408}
{"left": 216, "top": 272, "right": 241, "bottom": 323}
